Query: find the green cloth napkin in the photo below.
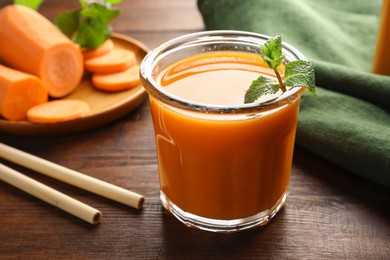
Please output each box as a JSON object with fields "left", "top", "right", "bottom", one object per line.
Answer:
{"left": 198, "top": 0, "right": 390, "bottom": 187}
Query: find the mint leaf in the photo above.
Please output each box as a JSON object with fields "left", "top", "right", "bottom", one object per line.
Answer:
{"left": 14, "top": 0, "right": 43, "bottom": 10}
{"left": 73, "top": 3, "right": 119, "bottom": 48}
{"left": 81, "top": 3, "right": 120, "bottom": 23}
{"left": 73, "top": 20, "right": 107, "bottom": 49}
{"left": 260, "top": 35, "right": 285, "bottom": 70}
{"left": 55, "top": 0, "right": 121, "bottom": 49}
{"left": 54, "top": 9, "right": 80, "bottom": 39}
{"left": 285, "top": 60, "right": 316, "bottom": 96}
{"left": 244, "top": 76, "right": 280, "bottom": 103}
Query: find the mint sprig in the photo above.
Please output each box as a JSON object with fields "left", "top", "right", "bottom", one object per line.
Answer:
{"left": 54, "top": 0, "right": 122, "bottom": 49}
{"left": 244, "top": 35, "right": 316, "bottom": 103}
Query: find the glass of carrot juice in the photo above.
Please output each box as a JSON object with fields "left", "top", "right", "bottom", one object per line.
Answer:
{"left": 140, "top": 31, "right": 307, "bottom": 233}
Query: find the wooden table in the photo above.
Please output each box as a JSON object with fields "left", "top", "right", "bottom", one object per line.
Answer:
{"left": 0, "top": 0, "right": 389, "bottom": 258}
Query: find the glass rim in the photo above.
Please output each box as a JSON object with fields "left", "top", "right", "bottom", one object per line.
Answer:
{"left": 140, "top": 30, "right": 307, "bottom": 114}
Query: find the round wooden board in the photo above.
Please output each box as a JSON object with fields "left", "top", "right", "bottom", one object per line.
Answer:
{"left": 0, "top": 33, "right": 149, "bottom": 137}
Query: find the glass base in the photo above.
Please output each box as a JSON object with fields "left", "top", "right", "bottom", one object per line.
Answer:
{"left": 160, "top": 190, "right": 288, "bottom": 234}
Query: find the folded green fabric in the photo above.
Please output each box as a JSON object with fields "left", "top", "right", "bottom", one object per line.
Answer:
{"left": 198, "top": 0, "right": 390, "bottom": 187}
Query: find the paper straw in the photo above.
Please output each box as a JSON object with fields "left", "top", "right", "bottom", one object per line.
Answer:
{"left": 0, "top": 163, "right": 101, "bottom": 225}
{"left": 0, "top": 143, "right": 144, "bottom": 209}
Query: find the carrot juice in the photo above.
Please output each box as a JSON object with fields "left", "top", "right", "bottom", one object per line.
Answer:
{"left": 372, "top": 0, "right": 390, "bottom": 75}
{"left": 140, "top": 31, "right": 307, "bottom": 233}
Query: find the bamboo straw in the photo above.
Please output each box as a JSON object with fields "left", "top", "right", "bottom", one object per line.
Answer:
{"left": 0, "top": 143, "right": 144, "bottom": 209}
{"left": 0, "top": 163, "right": 101, "bottom": 225}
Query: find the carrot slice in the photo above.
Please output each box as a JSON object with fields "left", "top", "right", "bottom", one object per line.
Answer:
{"left": 27, "top": 99, "right": 89, "bottom": 124}
{"left": 0, "top": 64, "right": 48, "bottom": 121}
{"left": 84, "top": 49, "right": 136, "bottom": 74}
{"left": 92, "top": 65, "right": 140, "bottom": 92}
{"left": 82, "top": 39, "right": 115, "bottom": 60}
{"left": 0, "top": 5, "right": 84, "bottom": 98}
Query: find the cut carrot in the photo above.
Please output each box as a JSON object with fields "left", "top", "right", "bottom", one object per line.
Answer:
{"left": 27, "top": 99, "right": 89, "bottom": 124}
{"left": 0, "top": 5, "right": 84, "bottom": 98}
{"left": 84, "top": 49, "right": 136, "bottom": 74}
{"left": 92, "top": 65, "right": 140, "bottom": 92}
{"left": 82, "top": 39, "right": 115, "bottom": 60}
{"left": 0, "top": 64, "right": 48, "bottom": 121}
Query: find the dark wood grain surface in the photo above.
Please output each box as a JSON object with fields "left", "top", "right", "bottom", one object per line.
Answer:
{"left": 0, "top": 0, "right": 389, "bottom": 259}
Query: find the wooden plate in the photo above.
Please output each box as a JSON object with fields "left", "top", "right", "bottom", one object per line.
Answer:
{"left": 0, "top": 33, "right": 149, "bottom": 137}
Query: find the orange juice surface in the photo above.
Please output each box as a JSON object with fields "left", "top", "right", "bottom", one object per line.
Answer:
{"left": 150, "top": 52, "right": 301, "bottom": 220}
